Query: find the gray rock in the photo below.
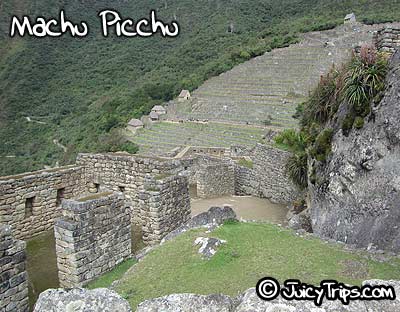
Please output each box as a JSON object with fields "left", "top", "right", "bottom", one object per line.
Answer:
{"left": 136, "top": 280, "right": 400, "bottom": 312}
{"left": 136, "top": 293, "right": 235, "bottom": 312}
{"left": 288, "top": 210, "right": 313, "bottom": 233}
{"left": 310, "top": 51, "right": 400, "bottom": 252}
{"left": 33, "top": 288, "right": 132, "bottom": 312}
{"left": 162, "top": 206, "right": 237, "bottom": 243}
{"left": 194, "top": 237, "right": 227, "bottom": 259}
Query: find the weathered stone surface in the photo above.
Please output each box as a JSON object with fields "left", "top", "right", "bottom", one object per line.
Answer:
{"left": 194, "top": 237, "right": 226, "bottom": 259}
{"left": 54, "top": 193, "right": 132, "bottom": 288}
{"left": 234, "top": 144, "right": 301, "bottom": 204}
{"left": 33, "top": 288, "right": 131, "bottom": 312}
{"left": 0, "top": 224, "right": 29, "bottom": 312}
{"left": 310, "top": 51, "right": 400, "bottom": 252}
{"left": 137, "top": 293, "right": 235, "bottom": 312}
{"left": 162, "top": 206, "right": 237, "bottom": 243}
{"left": 136, "top": 280, "right": 400, "bottom": 312}
{"left": 288, "top": 209, "right": 313, "bottom": 233}
{"left": 0, "top": 166, "right": 85, "bottom": 240}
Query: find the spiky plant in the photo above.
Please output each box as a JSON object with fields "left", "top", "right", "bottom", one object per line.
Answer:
{"left": 285, "top": 152, "right": 308, "bottom": 190}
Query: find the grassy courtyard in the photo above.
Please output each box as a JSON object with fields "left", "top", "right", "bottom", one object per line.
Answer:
{"left": 88, "top": 222, "right": 400, "bottom": 309}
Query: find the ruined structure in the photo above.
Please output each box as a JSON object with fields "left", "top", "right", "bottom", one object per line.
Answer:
{"left": 55, "top": 193, "right": 131, "bottom": 288}
{"left": 0, "top": 166, "right": 85, "bottom": 240}
{"left": 374, "top": 26, "right": 400, "bottom": 53}
{"left": 0, "top": 224, "right": 29, "bottom": 312}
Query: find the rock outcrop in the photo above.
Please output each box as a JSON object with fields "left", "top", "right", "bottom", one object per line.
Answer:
{"left": 137, "top": 280, "right": 400, "bottom": 312}
{"left": 194, "top": 237, "right": 227, "bottom": 259}
{"left": 309, "top": 51, "right": 400, "bottom": 252}
{"left": 161, "top": 206, "right": 237, "bottom": 243}
{"left": 33, "top": 288, "right": 132, "bottom": 312}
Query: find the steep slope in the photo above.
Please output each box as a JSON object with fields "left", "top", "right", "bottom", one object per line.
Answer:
{"left": 167, "top": 24, "right": 395, "bottom": 127}
{"left": 1, "top": 0, "right": 399, "bottom": 175}
{"left": 310, "top": 51, "right": 400, "bottom": 252}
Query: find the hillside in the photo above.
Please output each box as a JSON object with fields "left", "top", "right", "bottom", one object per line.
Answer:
{"left": 1, "top": 0, "right": 399, "bottom": 175}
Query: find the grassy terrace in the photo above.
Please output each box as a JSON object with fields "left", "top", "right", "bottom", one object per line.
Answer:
{"left": 88, "top": 222, "right": 400, "bottom": 309}
{"left": 128, "top": 122, "right": 267, "bottom": 155}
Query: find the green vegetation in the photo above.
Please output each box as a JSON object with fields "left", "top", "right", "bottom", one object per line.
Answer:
{"left": 87, "top": 259, "right": 137, "bottom": 290}
{"left": 90, "top": 222, "right": 400, "bottom": 309}
{"left": 237, "top": 158, "right": 254, "bottom": 169}
{"left": 0, "top": 0, "right": 399, "bottom": 175}
{"left": 277, "top": 47, "right": 389, "bottom": 188}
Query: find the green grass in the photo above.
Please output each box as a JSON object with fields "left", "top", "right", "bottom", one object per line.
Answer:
{"left": 86, "top": 259, "right": 137, "bottom": 290}
{"left": 89, "top": 222, "right": 400, "bottom": 309}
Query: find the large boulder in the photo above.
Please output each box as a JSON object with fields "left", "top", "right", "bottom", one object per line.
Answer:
{"left": 33, "top": 288, "right": 131, "bottom": 312}
{"left": 310, "top": 51, "right": 400, "bottom": 252}
{"left": 136, "top": 280, "right": 400, "bottom": 311}
{"left": 137, "top": 293, "right": 235, "bottom": 312}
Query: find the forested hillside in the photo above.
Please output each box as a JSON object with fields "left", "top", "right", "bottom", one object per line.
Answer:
{"left": 0, "top": 0, "right": 398, "bottom": 175}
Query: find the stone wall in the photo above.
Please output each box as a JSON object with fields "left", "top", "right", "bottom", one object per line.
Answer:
{"left": 197, "top": 159, "right": 235, "bottom": 198}
{"left": 139, "top": 174, "right": 191, "bottom": 244}
{"left": 0, "top": 224, "right": 29, "bottom": 312}
{"left": 235, "top": 144, "right": 300, "bottom": 204}
{"left": 54, "top": 192, "right": 131, "bottom": 288}
{"left": 374, "top": 27, "right": 400, "bottom": 53}
{"left": 0, "top": 166, "right": 85, "bottom": 240}
{"left": 76, "top": 153, "right": 184, "bottom": 227}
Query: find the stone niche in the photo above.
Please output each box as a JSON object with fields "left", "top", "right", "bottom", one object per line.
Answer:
{"left": 0, "top": 166, "right": 86, "bottom": 240}
{"left": 0, "top": 224, "right": 29, "bottom": 312}
{"left": 54, "top": 192, "right": 131, "bottom": 288}
{"left": 139, "top": 174, "right": 191, "bottom": 244}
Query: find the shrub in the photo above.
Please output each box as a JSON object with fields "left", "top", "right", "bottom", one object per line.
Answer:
{"left": 274, "top": 129, "right": 307, "bottom": 153}
{"left": 311, "top": 128, "right": 334, "bottom": 162}
{"left": 285, "top": 152, "right": 308, "bottom": 190}
{"left": 342, "top": 46, "right": 388, "bottom": 115}
{"left": 342, "top": 113, "right": 355, "bottom": 136}
{"left": 354, "top": 116, "right": 365, "bottom": 129}
{"left": 301, "top": 66, "right": 342, "bottom": 127}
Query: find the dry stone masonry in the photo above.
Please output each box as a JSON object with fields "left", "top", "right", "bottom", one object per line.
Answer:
{"left": 54, "top": 192, "right": 131, "bottom": 288}
{"left": 0, "top": 224, "right": 29, "bottom": 312}
{"left": 374, "top": 27, "right": 400, "bottom": 53}
{"left": 0, "top": 166, "right": 85, "bottom": 240}
{"left": 139, "top": 174, "right": 190, "bottom": 244}
{"left": 234, "top": 144, "right": 300, "bottom": 204}
{"left": 76, "top": 153, "right": 184, "bottom": 228}
{"left": 196, "top": 159, "right": 235, "bottom": 198}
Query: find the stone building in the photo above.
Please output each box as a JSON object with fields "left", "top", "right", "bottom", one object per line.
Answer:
{"left": 127, "top": 118, "right": 144, "bottom": 132}
{"left": 151, "top": 105, "right": 167, "bottom": 115}
{"left": 149, "top": 111, "right": 160, "bottom": 121}
{"left": 344, "top": 13, "right": 356, "bottom": 24}
{"left": 374, "top": 27, "right": 400, "bottom": 53}
{"left": 178, "top": 90, "right": 191, "bottom": 101}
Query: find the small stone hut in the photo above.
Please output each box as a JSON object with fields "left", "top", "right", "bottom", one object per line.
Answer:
{"left": 344, "top": 13, "right": 356, "bottom": 24}
{"left": 178, "top": 90, "right": 191, "bottom": 101}
{"left": 149, "top": 111, "right": 160, "bottom": 121}
{"left": 127, "top": 119, "right": 144, "bottom": 132}
{"left": 151, "top": 105, "right": 167, "bottom": 115}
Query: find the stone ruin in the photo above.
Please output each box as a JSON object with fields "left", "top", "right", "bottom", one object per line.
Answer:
{"left": 0, "top": 224, "right": 29, "bottom": 312}
{"left": 374, "top": 26, "right": 400, "bottom": 54}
